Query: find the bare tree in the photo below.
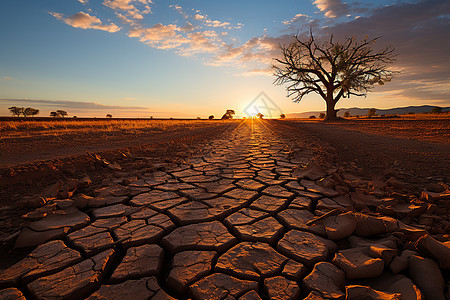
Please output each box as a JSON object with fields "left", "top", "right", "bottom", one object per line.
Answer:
{"left": 273, "top": 31, "right": 396, "bottom": 120}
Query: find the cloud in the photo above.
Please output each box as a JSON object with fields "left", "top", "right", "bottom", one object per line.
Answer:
{"left": 241, "top": 68, "right": 273, "bottom": 77}
{"left": 128, "top": 23, "right": 189, "bottom": 49}
{"left": 103, "top": 0, "right": 152, "bottom": 19}
{"left": 282, "top": 13, "right": 309, "bottom": 25}
{"left": 194, "top": 13, "right": 206, "bottom": 20}
{"left": 0, "top": 98, "right": 150, "bottom": 110}
{"left": 313, "top": 0, "right": 349, "bottom": 18}
{"left": 205, "top": 19, "right": 230, "bottom": 28}
{"left": 2, "top": 76, "right": 12, "bottom": 80}
{"left": 49, "top": 11, "right": 120, "bottom": 32}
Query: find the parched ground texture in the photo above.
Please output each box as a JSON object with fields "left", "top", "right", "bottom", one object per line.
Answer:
{"left": 0, "top": 118, "right": 449, "bottom": 299}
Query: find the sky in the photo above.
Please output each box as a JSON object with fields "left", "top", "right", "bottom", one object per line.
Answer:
{"left": 0, "top": 0, "right": 449, "bottom": 118}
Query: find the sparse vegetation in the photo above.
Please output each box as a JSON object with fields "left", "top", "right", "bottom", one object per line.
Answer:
{"left": 0, "top": 119, "right": 223, "bottom": 138}
{"left": 221, "top": 109, "right": 235, "bottom": 120}
{"left": 273, "top": 31, "right": 396, "bottom": 120}
{"left": 8, "top": 106, "right": 39, "bottom": 117}
{"left": 57, "top": 110, "right": 68, "bottom": 118}
{"left": 367, "top": 108, "right": 377, "bottom": 118}
{"left": 431, "top": 106, "right": 442, "bottom": 114}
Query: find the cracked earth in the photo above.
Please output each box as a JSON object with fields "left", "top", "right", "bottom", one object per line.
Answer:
{"left": 1, "top": 120, "right": 449, "bottom": 299}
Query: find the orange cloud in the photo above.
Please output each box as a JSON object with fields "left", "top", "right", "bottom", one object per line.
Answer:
{"left": 50, "top": 11, "right": 120, "bottom": 32}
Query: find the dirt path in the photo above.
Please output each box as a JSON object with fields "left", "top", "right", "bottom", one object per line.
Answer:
{"left": 1, "top": 119, "right": 448, "bottom": 299}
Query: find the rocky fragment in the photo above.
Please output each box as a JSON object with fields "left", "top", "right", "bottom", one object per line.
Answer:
{"left": 162, "top": 221, "right": 236, "bottom": 253}
{"left": 354, "top": 214, "right": 398, "bottom": 237}
{"left": 250, "top": 195, "right": 288, "bottom": 213}
{"left": 345, "top": 285, "right": 402, "bottom": 300}
{"left": 26, "top": 206, "right": 90, "bottom": 232}
{"left": 409, "top": 255, "right": 445, "bottom": 300}
{"left": 415, "top": 234, "right": 450, "bottom": 269}
{"left": 189, "top": 273, "right": 258, "bottom": 300}
{"left": 113, "top": 220, "right": 164, "bottom": 248}
{"left": 303, "top": 262, "right": 345, "bottom": 299}
{"left": 27, "top": 249, "right": 115, "bottom": 300}
{"left": 264, "top": 276, "right": 301, "bottom": 300}
{"left": 240, "top": 290, "right": 262, "bottom": 300}
{"left": 277, "top": 209, "right": 323, "bottom": 234}
{"left": 110, "top": 244, "right": 163, "bottom": 282}
{"left": 319, "top": 212, "right": 357, "bottom": 240}
{"left": 224, "top": 208, "right": 269, "bottom": 227}
{"left": 301, "top": 180, "right": 339, "bottom": 198}
{"left": 14, "top": 227, "right": 69, "bottom": 248}
{"left": 282, "top": 259, "right": 307, "bottom": 281}
{"left": 87, "top": 276, "right": 174, "bottom": 300}
{"left": 277, "top": 230, "right": 336, "bottom": 266}
{"left": 293, "top": 161, "right": 327, "bottom": 181}
{"left": 389, "top": 250, "right": 417, "bottom": 274}
{"left": 215, "top": 242, "right": 289, "bottom": 281}
{"left": 167, "top": 250, "right": 216, "bottom": 294}
{"left": 0, "top": 288, "right": 26, "bottom": 300}
{"left": 129, "top": 190, "right": 180, "bottom": 206}
{"left": 262, "top": 186, "right": 294, "bottom": 198}
{"left": 235, "top": 179, "right": 266, "bottom": 191}
{"left": 332, "top": 248, "right": 385, "bottom": 280}
{"left": 289, "top": 196, "right": 312, "bottom": 210}
{"left": 91, "top": 204, "right": 138, "bottom": 219}
{"left": 233, "top": 217, "right": 284, "bottom": 244}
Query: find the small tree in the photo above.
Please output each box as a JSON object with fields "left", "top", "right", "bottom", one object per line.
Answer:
{"left": 106, "top": 114, "right": 112, "bottom": 118}
{"left": 23, "top": 107, "right": 32, "bottom": 117}
{"left": 221, "top": 109, "right": 235, "bottom": 120}
{"left": 431, "top": 106, "right": 442, "bottom": 114}
{"left": 309, "top": 115, "right": 316, "bottom": 119}
{"left": 319, "top": 113, "right": 325, "bottom": 119}
{"left": 257, "top": 113, "right": 264, "bottom": 119}
{"left": 50, "top": 111, "right": 58, "bottom": 118}
{"left": 280, "top": 114, "right": 286, "bottom": 119}
{"left": 8, "top": 106, "right": 22, "bottom": 117}
{"left": 208, "top": 115, "right": 214, "bottom": 120}
{"left": 197, "top": 117, "right": 201, "bottom": 120}
{"left": 273, "top": 31, "right": 396, "bottom": 120}
{"left": 57, "top": 110, "right": 68, "bottom": 118}
{"left": 367, "top": 108, "right": 377, "bottom": 118}
{"left": 344, "top": 111, "right": 350, "bottom": 118}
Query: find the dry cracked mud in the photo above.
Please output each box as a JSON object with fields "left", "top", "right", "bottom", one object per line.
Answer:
{"left": 1, "top": 120, "right": 449, "bottom": 299}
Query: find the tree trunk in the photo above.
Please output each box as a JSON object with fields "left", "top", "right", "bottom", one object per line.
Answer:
{"left": 325, "top": 100, "right": 338, "bottom": 120}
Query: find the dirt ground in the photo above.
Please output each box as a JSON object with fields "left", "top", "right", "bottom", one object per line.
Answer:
{"left": 1, "top": 117, "right": 449, "bottom": 234}
{"left": 276, "top": 118, "right": 450, "bottom": 190}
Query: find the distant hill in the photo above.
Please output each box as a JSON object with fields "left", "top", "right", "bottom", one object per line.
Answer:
{"left": 286, "top": 105, "right": 450, "bottom": 118}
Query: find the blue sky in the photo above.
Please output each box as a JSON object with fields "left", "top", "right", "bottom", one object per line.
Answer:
{"left": 0, "top": 0, "right": 449, "bottom": 118}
